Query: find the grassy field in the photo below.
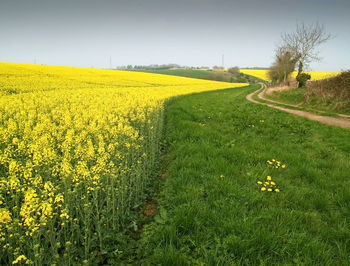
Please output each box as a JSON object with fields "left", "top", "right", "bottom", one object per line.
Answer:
{"left": 134, "top": 84, "right": 350, "bottom": 264}
{"left": 134, "top": 69, "right": 264, "bottom": 84}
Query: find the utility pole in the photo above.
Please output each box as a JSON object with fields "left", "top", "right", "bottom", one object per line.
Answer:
{"left": 109, "top": 56, "right": 112, "bottom": 69}
{"left": 222, "top": 54, "right": 224, "bottom": 69}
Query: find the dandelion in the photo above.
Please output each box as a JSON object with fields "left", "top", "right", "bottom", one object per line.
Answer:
{"left": 275, "top": 189, "right": 280, "bottom": 192}
{"left": 261, "top": 187, "right": 266, "bottom": 191}
{"left": 267, "top": 176, "right": 272, "bottom": 181}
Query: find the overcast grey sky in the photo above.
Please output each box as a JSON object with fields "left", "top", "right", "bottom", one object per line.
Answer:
{"left": 1, "top": 0, "right": 349, "bottom": 71}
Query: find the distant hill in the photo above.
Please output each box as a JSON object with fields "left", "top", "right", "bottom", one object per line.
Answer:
{"left": 133, "top": 68, "right": 265, "bottom": 84}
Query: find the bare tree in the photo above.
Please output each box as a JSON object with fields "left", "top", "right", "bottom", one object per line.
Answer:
{"left": 281, "top": 22, "right": 332, "bottom": 77}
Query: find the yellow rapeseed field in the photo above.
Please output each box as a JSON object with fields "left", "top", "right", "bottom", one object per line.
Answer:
{"left": 290, "top": 71, "right": 340, "bottom": 80}
{"left": 0, "top": 62, "right": 247, "bottom": 264}
{"left": 240, "top": 69, "right": 270, "bottom": 81}
{"left": 240, "top": 69, "right": 340, "bottom": 81}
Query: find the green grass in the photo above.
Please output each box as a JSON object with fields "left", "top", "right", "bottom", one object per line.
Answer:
{"left": 265, "top": 88, "right": 306, "bottom": 105}
{"left": 266, "top": 88, "right": 350, "bottom": 116}
{"left": 135, "top": 84, "right": 350, "bottom": 264}
{"left": 251, "top": 89, "right": 344, "bottom": 118}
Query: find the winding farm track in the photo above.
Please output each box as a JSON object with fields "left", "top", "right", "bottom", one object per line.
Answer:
{"left": 246, "top": 84, "right": 350, "bottom": 130}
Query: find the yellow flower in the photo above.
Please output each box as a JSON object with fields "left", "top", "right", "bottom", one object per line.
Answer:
{"left": 270, "top": 181, "right": 276, "bottom": 186}
{"left": 12, "top": 255, "right": 27, "bottom": 264}
{"left": 267, "top": 176, "right": 272, "bottom": 181}
{"left": 275, "top": 189, "right": 280, "bottom": 192}
{"left": 0, "top": 209, "right": 12, "bottom": 224}
{"left": 267, "top": 188, "right": 272, "bottom": 192}
{"left": 261, "top": 187, "right": 266, "bottom": 191}
{"left": 282, "top": 165, "right": 286, "bottom": 168}
{"left": 257, "top": 181, "right": 262, "bottom": 185}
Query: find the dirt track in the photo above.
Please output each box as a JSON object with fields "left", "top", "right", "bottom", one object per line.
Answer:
{"left": 246, "top": 84, "right": 350, "bottom": 130}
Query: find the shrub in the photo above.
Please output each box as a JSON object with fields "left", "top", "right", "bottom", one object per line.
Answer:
{"left": 296, "top": 73, "right": 311, "bottom": 88}
{"left": 306, "top": 71, "right": 350, "bottom": 110}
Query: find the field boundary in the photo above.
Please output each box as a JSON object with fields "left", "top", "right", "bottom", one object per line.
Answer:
{"left": 246, "top": 84, "right": 350, "bottom": 130}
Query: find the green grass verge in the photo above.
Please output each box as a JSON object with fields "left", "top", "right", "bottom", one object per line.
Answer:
{"left": 136, "top": 84, "right": 350, "bottom": 264}
{"left": 251, "top": 89, "right": 332, "bottom": 117}
{"left": 266, "top": 88, "right": 350, "bottom": 116}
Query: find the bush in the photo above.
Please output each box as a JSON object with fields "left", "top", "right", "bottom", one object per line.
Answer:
{"left": 306, "top": 71, "right": 350, "bottom": 110}
{"left": 228, "top": 67, "right": 240, "bottom": 74}
{"left": 296, "top": 73, "right": 311, "bottom": 88}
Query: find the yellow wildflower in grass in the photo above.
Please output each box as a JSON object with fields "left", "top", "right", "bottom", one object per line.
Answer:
{"left": 266, "top": 158, "right": 286, "bottom": 169}
{"left": 257, "top": 163, "right": 282, "bottom": 193}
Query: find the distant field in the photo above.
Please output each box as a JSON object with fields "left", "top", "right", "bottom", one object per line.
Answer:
{"left": 134, "top": 68, "right": 264, "bottom": 84}
{"left": 240, "top": 69, "right": 270, "bottom": 81}
{"left": 240, "top": 69, "right": 340, "bottom": 81}
{"left": 134, "top": 68, "right": 214, "bottom": 79}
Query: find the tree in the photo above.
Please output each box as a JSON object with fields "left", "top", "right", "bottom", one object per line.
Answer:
{"left": 268, "top": 47, "right": 299, "bottom": 85}
{"left": 228, "top": 67, "right": 240, "bottom": 74}
{"left": 281, "top": 22, "right": 332, "bottom": 77}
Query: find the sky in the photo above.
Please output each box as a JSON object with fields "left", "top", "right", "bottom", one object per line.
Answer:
{"left": 1, "top": 0, "right": 349, "bottom": 71}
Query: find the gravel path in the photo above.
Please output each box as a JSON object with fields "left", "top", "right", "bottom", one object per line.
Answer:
{"left": 246, "top": 84, "right": 350, "bottom": 130}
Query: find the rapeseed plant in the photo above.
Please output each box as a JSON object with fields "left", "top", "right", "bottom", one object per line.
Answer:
{"left": 0, "top": 63, "right": 247, "bottom": 264}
